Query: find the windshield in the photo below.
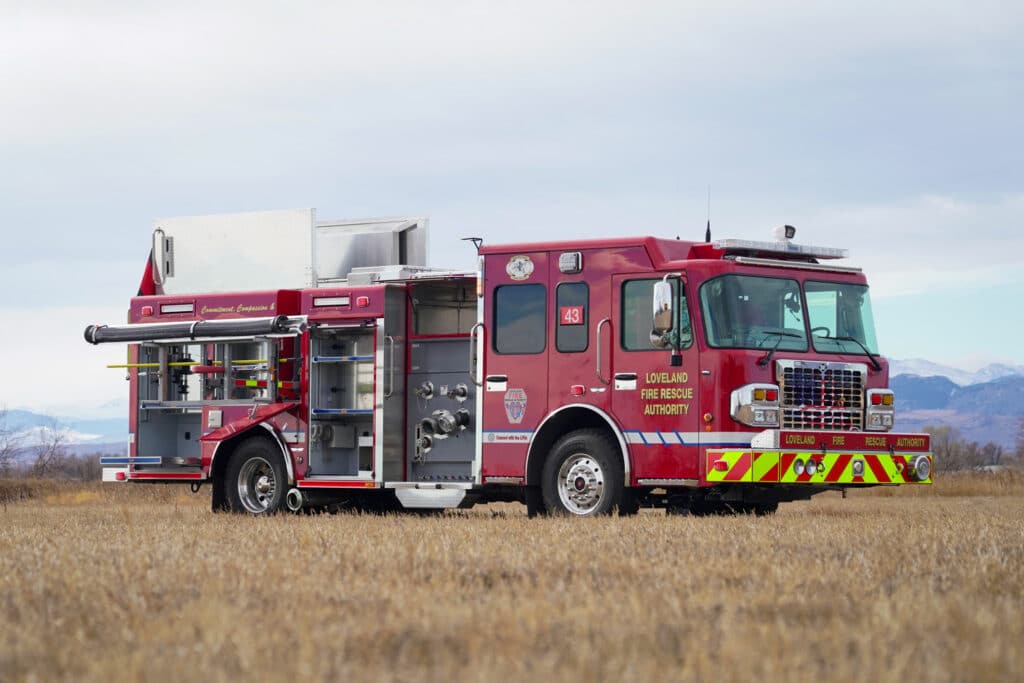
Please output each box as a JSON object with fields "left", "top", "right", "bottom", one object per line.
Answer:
{"left": 699, "top": 275, "right": 808, "bottom": 351}
{"left": 805, "top": 281, "right": 879, "bottom": 355}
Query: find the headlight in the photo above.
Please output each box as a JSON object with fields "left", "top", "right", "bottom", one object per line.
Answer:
{"left": 730, "top": 383, "right": 781, "bottom": 427}
{"left": 793, "top": 458, "right": 805, "bottom": 476}
{"left": 805, "top": 459, "right": 818, "bottom": 476}
{"left": 866, "top": 389, "right": 895, "bottom": 432}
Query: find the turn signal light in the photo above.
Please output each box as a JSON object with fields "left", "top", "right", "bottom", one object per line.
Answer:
{"left": 753, "top": 388, "right": 766, "bottom": 401}
{"left": 882, "top": 394, "right": 894, "bottom": 406}
{"left": 871, "top": 394, "right": 882, "bottom": 405}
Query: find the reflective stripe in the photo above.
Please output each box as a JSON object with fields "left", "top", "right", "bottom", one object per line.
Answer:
{"left": 708, "top": 450, "right": 932, "bottom": 485}
{"left": 623, "top": 431, "right": 754, "bottom": 447}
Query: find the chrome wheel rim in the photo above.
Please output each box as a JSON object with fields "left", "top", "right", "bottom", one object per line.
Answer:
{"left": 237, "top": 457, "right": 277, "bottom": 513}
{"left": 556, "top": 453, "right": 606, "bottom": 515}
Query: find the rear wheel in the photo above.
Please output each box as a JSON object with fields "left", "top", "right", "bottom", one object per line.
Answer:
{"left": 223, "top": 438, "right": 288, "bottom": 515}
{"left": 542, "top": 429, "right": 624, "bottom": 516}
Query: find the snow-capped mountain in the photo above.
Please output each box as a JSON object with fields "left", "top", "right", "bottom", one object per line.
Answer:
{"left": 889, "top": 359, "right": 1024, "bottom": 386}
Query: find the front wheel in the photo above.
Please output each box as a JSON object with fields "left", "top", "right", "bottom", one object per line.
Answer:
{"left": 223, "top": 437, "right": 288, "bottom": 515}
{"left": 541, "top": 429, "right": 624, "bottom": 516}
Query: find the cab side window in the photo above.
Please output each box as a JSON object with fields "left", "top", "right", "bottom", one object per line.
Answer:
{"left": 494, "top": 284, "right": 546, "bottom": 354}
{"left": 556, "top": 282, "right": 588, "bottom": 352}
{"left": 621, "top": 278, "right": 693, "bottom": 351}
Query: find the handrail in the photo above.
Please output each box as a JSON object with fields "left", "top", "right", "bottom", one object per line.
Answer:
{"left": 384, "top": 335, "right": 396, "bottom": 398}
{"left": 469, "top": 322, "right": 484, "bottom": 386}
{"left": 152, "top": 227, "right": 167, "bottom": 286}
{"left": 596, "top": 318, "right": 612, "bottom": 385}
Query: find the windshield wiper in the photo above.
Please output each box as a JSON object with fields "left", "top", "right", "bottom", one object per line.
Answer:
{"left": 756, "top": 330, "right": 802, "bottom": 367}
{"left": 822, "top": 335, "right": 882, "bottom": 371}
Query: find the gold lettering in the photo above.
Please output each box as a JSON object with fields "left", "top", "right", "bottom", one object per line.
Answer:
{"left": 643, "top": 403, "right": 689, "bottom": 416}
{"left": 832, "top": 436, "right": 845, "bottom": 446}
{"left": 785, "top": 435, "right": 816, "bottom": 445}
{"left": 864, "top": 436, "right": 886, "bottom": 448}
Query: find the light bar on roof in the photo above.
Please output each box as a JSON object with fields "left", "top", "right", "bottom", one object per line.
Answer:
{"left": 712, "top": 239, "right": 848, "bottom": 260}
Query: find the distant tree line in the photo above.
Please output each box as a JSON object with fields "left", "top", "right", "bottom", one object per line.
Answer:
{"left": 925, "top": 418, "right": 1023, "bottom": 472}
{"left": 0, "top": 409, "right": 102, "bottom": 481}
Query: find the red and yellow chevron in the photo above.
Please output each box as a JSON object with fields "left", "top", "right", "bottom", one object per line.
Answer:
{"left": 705, "top": 450, "right": 932, "bottom": 485}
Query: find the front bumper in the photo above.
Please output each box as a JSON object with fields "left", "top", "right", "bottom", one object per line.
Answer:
{"left": 705, "top": 450, "right": 932, "bottom": 485}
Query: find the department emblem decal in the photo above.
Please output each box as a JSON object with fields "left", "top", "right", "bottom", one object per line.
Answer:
{"left": 506, "top": 255, "right": 534, "bottom": 281}
{"left": 504, "top": 388, "right": 528, "bottom": 424}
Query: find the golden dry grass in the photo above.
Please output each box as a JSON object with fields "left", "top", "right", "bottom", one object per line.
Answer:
{"left": 1, "top": 475, "right": 1022, "bottom": 682}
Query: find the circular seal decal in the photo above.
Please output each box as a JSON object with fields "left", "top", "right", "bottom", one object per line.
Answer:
{"left": 506, "top": 255, "right": 534, "bottom": 281}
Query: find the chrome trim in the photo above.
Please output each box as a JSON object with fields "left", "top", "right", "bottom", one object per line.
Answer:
{"left": 776, "top": 359, "right": 867, "bottom": 431}
{"left": 257, "top": 423, "right": 296, "bottom": 485}
{"left": 484, "top": 476, "right": 524, "bottom": 485}
{"left": 526, "top": 404, "right": 631, "bottom": 486}
{"left": 637, "top": 478, "right": 699, "bottom": 487}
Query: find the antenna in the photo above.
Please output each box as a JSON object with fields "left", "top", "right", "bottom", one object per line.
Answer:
{"left": 461, "top": 237, "right": 483, "bottom": 254}
{"left": 704, "top": 186, "right": 712, "bottom": 242}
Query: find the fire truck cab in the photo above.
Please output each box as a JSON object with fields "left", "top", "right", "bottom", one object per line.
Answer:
{"left": 86, "top": 209, "right": 932, "bottom": 516}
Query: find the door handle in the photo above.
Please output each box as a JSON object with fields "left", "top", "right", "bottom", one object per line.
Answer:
{"left": 613, "top": 372, "right": 638, "bottom": 390}
{"left": 484, "top": 374, "right": 507, "bottom": 392}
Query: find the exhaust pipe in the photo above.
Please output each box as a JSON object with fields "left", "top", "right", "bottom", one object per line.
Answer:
{"left": 285, "top": 488, "right": 304, "bottom": 513}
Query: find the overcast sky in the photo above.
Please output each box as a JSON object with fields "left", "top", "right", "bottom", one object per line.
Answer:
{"left": 1, "top": 1, "right": 1021, "bottom": 418}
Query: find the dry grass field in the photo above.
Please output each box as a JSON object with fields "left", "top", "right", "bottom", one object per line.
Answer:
{"left": 2, "top": 474, "right": 1022, "bottom": 682}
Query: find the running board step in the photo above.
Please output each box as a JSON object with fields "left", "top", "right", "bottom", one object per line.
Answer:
{"left": 392, "top": 487, "right": 467, "bottom": 509}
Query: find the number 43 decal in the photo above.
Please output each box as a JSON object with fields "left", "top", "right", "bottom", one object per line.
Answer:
{"left": 559, "top": 306, "right": 584, "bottom": 325}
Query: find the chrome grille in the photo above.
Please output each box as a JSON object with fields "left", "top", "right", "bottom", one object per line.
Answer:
{"left": 776, "top": 360, "right": 866, "bottom": 430}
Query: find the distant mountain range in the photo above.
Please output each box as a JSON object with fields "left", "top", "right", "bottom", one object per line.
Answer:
{"left": 3, "top": 358, "right": 1022, "bottom": 457}
{"left": 889, "top": 361, "right": 1023, "bottom": 450}
{"left": 889, "top": 359, "right": 1024, "bottom": 387}
{"left": 1, "top": 409, "right": 126, "bottom": 456}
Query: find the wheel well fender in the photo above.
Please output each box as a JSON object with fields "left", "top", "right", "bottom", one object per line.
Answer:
{"left": 209, "top": 424, "right": 295, "bottom": 488}
{"left": 525, "top": 404, "right": 630, "bottom": 487}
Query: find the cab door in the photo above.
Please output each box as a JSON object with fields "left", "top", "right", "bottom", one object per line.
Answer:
{"left": 480, "top": 252, "right": 550, "bottom": 480}
{"left": 610, "top": 274, "right": 701, "bottom": 482}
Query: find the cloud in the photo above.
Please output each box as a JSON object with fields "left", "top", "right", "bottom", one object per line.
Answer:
{"left": 2, "top": 1, "right": 1019, "bottom": 144}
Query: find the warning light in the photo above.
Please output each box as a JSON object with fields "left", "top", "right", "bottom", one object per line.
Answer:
{"left": 570, "top": 385, "right": 586, "bottom": 396}
{"left": 356, "top": 296, "right": 370, "bottom": 308}
{"left": 140, "top": 306, "right": 154, "bottom": 317}
{"left": 115, "top": 471, "right": 127, "bottom": 481}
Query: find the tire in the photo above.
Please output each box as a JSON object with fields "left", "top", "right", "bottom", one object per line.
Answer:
{"left": 223, "top": 437, "right": 288, "bottom": 515}
{"left": 541, "top": 429, "right": 624, "bottom": 516}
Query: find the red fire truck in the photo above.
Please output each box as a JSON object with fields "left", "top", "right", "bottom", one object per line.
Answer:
{"left": 85, "top": 209, "right": 932, "bottom": 516}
